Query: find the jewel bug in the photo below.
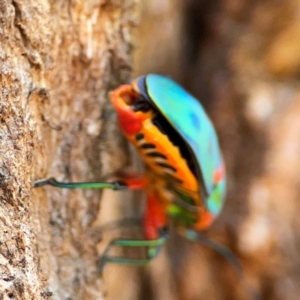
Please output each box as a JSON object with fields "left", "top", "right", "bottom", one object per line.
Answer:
{"left": 35, "top": 74, "right": 237, "bottom": 272}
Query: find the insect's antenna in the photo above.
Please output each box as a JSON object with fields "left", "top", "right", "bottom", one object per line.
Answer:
{"left": 184, "top": 229, "right": 242, "bottom": 274}
{"left": 182, "top": 230, "right": 262, "bottom": 300}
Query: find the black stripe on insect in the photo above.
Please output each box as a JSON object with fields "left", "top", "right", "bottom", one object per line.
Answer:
{"left": 135, "top": 133, "right": 144, "bottom": 141}
{"left": 156, "top": 162, "right": 177, "bottom": 172}
{"left": 140, "top": 143, "right": 156, "bottom": 149}
{"left": 146, "top": 152, "right": 167, "bottom": 159}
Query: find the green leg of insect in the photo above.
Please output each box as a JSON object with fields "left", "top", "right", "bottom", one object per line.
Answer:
{"left": 34, "top": 176, "right": 166, "bottom": 272}
{"left": 98, "top": 235, "right": 167, "bottom": 272}
{"left": 34, "top": 173, "right": 149, "bottom": 191}
{"left": 34, "top": 177, "right": 130, "bottom": 190}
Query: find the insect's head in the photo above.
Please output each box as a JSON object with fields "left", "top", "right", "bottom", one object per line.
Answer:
{"left": 110, "top": 82, "right": 153, "bottom": 136}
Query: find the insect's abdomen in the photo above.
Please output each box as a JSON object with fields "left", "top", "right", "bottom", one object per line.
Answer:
{"left": 128, "top": 115, "right": 199, "bottom": 191}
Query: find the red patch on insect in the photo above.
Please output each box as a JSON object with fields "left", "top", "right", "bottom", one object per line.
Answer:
{"left": 122, "top": 175, "right": 148, "bottom": 190}
{"left": 110, "top": 85, "right": 147, "bottom": 135}
{"left": 213, "top": 164, "right": 224, "bottom": 184}
{"left": 144, "top": 192, "right": 166, "bottom": 240}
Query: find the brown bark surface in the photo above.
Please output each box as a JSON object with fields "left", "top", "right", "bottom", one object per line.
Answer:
{"left": 0, "top": 0, "right": 139, "bottom": 299}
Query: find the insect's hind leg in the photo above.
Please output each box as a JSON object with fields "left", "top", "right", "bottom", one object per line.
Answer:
{"left": 98, "top": 233, "right": 167, "bottom": 273}
{"left": 98, "top": 191, "right": 168, "bottom": 273}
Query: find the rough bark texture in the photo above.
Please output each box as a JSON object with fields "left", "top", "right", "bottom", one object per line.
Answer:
{"left": 0, "top": 0, "right": 139, "bottom": 299}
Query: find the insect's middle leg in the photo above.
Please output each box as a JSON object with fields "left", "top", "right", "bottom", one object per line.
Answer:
{"left": 98, "top": 191, "right": 168, "bottom": 272}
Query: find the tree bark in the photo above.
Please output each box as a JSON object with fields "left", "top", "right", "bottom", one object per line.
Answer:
{"left": 0, "top": 0, "right": 139, "bottom": 299}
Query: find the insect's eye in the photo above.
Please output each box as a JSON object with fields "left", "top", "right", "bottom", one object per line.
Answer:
{"left": 131, "top": 96, "right": 152, "bottom": 112}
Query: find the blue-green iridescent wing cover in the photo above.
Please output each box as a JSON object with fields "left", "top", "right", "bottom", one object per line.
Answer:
{"left": 136, "top": 74, "right": 225, "bottom": 215}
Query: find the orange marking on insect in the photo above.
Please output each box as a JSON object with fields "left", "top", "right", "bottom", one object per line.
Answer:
{"left": 134, "top": 118, "right": 199, "bottom": 193}
{"left": 213, "top": 164, "right": 224, "bottom": 184}
{"left": 195, "top": 209, "right": 214, "bottom": 230}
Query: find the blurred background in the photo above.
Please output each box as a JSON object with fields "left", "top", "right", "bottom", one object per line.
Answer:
{"left": 103, "top": 0, "right": 300, "bottom": 299}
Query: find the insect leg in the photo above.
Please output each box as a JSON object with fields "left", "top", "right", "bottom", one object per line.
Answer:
{"left": 98, "top": 235, "right": 166, "bottom": 272}
{"left": 98, "top": 192, "right": 168, "bottom": 272}
{"left": 34, "top": 175, "right": 148, "bottom": 191}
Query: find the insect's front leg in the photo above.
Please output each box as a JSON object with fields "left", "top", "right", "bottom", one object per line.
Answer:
{"left": 34, "top": 174, "right": 148, "bottom": 191}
